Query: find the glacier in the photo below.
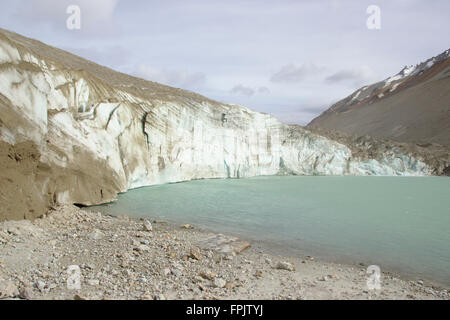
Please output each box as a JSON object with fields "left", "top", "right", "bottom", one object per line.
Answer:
{"left": 0, "top": 29, "right": 442, "bottom": 220}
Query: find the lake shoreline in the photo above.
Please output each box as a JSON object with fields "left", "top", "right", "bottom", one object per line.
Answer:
{"left": 0, "top": 205, "right": 448, "bottom": 300}
{"left": 136, "top": 214, "right": 450, "bottom": 290}
{"left": 89, "top": 175, "right": 450, "bottom": 288}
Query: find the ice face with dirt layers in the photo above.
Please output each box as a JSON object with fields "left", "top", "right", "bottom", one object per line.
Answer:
{"left": 0, "top": 29, "right": 443, "bottom": 220}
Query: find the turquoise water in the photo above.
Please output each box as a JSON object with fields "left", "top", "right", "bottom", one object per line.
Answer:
{"left": 89, "top": 176, "right": 450, "bottom": 286}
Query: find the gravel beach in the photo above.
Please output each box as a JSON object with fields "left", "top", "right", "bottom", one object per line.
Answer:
{"left": 0, "top": 205, "right": 448, "bottom": 300}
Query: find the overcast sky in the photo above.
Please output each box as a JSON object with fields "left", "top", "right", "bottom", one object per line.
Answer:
{"left": 1, "top": 0, "right": 449, "bottom": 124}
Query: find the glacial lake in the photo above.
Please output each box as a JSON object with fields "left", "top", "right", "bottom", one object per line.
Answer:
{"left": 88, "top": 176, "right": 450, "bottom": 286}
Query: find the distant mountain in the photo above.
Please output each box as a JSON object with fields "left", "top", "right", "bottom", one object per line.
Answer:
{"left": 308, "top": 50, "right": 450, "bottom": 147}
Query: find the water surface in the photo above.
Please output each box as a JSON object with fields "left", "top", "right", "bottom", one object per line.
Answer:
{"left": 89, "top": 176, "right": 450, "bottom": 285}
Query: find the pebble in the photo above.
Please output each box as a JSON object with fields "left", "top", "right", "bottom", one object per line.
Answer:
{"left": 213, "top": 278, "right": 227, "bottom": 288}
{"left": 87, "top": 279, "right": 100, "bottom": 286}
{"left": 19, "top": 286, "right": 33, "bottom": 300}
{"left": 88, "top": 229, "right": 104, "bottom": 240}
{"left": 140, "top": 293, "right": 153, "bottom": 300}
{"left": 172, "top": 269, "right": 182, "bottom": 277}
{"left": 276, "top": 261, "right": 296, "bottom": 271}
{"left": 154, "top": 294, "right": 166, "bottom": 300}
{"left": 0, "top": 280, "right": 19, "bottom": 298}
{"left": 35, "top": 280, "right": 46, "bottom": 292}
{"left": 189, "top": 247, "right": 202, "bottom": 261}
{"left": 143, "top": 220, "right": 153, "bottom": 232}
{"left": 200, "top": 271, "right": 217, "bottom": 280}
{"left": 225, "top": 281, "right": 235, "bottom": 290}
{"left": 135, "top": 244, "right": 150, "bottom": 253}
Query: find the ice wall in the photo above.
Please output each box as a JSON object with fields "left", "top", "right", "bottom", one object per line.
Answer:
{"left": 0, "top": 35, "right": 433, "bottom": 213}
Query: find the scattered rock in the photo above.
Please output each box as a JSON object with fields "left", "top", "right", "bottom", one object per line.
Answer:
{"left": 134, "top": 244, "right": 150, "bottom": 253}
{"left": 87, "top": 279, "right": 100, "bottom": 286}
{"left": 140, "top": 293, "right": 153, "bottom": 300}
{"left": 181, "top": 224, "right": 194, "bottom": 229}
{"left": 35, "top": 280, "right": 46, "bottom": 292}
{"left": 143, "top": 220, "right": 153, "bottom": 232}
{"left": 189, "top": 247, "right": 202, "bottom": 261}
{"left": 276, "top": 261, "right": 296, "bottom": 271}
{"left": 172, "top": 268, "right": 182, "bottom": 278}
{"left": 213, "top": 278, "right": 227, "bottom": 288}
{"left": 225, "top": 281, "right": 235, "bottom": 290}
{"left": 224, "top": 254, "right": 234, "bottom": 261}
{"left": 200, "top": 271, "right": 217, "bottom": 280}
{"left": 197, "top": 234, "right": 251, "bottom": 255}
{"left": 1, "top": 220, "right": 43, "bottom": 238}
{"left": 87, "top": 229, "right": 104, "bottom": 240}
{"left": 0, "top": 280, "right": 19, "bottom": 298}
{"left": 0, "top": 205, "right": 442, "bottom": 301}
{"left": 0, "top": 231, "right": 8, "bottom": 244}
{"left": 18, "top": 286, "right": 33, "bottom": 300}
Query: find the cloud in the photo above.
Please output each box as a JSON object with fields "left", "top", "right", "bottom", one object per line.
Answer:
{"left": 230, "top": 84, "right": 255, "bottom": 96}
{"left": 230, "top": 85, "right": 270, "bottom": 96}
{"left": 257, "top": 86, "right": 270, "bottom": 94}
{"left": 133, "top": 65, "right": 206, "bottom": 90}
{"left": 325, "top": 66, "right": 375, "bottom": 87}
{"left": 270, "top": 63, "right": 324, "bottom": 83}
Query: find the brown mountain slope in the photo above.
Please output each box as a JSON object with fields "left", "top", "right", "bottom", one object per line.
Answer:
{"left": 308, "top": 50, "right": 450, "bottom": 147}
{"left": 0, "top": 27, "right": 220, "bottom": 106}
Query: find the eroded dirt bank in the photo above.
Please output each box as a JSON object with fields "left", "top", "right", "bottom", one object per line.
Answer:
{"left": 0, "top": 205, "right": 448, "bottom": 300}
{"left": 0, "top": 141, "right": 47, "bottom": 220}
{"left": 0, "top": 140, "right": 122, "bottom": 221}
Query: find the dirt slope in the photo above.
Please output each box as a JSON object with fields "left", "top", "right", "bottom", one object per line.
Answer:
{"left": 308, "top": 50, "right": 450, "bottom": 147}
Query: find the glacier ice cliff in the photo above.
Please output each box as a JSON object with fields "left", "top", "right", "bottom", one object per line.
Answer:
{"left": 0, "top": 29, "right": 448, "bottom": 220}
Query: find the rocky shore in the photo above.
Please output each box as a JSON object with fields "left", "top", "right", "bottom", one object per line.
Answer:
{"left": 0, "top": 205, "right": 448, "bottom": 300}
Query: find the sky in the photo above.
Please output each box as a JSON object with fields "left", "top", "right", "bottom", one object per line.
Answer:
{"left": 0, "top": 0, "right": 449, "bottom": 125}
